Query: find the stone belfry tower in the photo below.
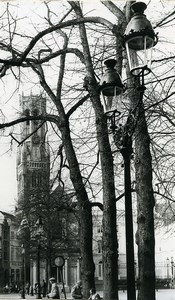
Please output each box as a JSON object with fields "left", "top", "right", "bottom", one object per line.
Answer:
{"left": 16, "top": 93, "right": 50, "bottom": 211}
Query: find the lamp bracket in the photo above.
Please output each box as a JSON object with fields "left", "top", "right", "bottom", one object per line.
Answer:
{"left": 106, "top": 110, "right": 120, "bottom": 133}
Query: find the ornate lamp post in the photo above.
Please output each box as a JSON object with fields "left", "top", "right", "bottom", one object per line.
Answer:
{"left": 99, "top": 3, "right": 158, "bottom": 300}
{"left": 35, "top": 216, "right": 44, "bottom": 299}
{"left": 20, "top": 244, "right": 26, "bottom": 299}
{"left": 100, "top": 59, "right": 136, "bottom": 300}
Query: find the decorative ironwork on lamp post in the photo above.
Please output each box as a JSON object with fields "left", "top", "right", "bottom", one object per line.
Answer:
{"left": 99, "top": 3, "right": 158, "bottom": 300}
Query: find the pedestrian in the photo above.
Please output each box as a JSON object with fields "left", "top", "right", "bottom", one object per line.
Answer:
{"left": 47, "top": 277, "right": 60, "bottom": 299}
{"left": 34, "top": 283, "right": 38, "bottom": 295}
{"left": 4, "top": 284, "right": 9, "bottom": 293}
{"left": 71, "top": 281, "right": 83, "bottom": 299}
{"left": 25, "top": 282, "right": 30, "bottom": 295}
{"left": 42, "top": 279, "right": 47, "bottom": 297}
{"left": 29, "top": 285, "right": 34, "bottom": 296}
{"left": 88, "top": 288, "right": 101, "bottom": 300}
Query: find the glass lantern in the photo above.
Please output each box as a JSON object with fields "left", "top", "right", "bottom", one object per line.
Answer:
{"left": 99, "top": 59, "right": 124, "bottom": 116}
{"left": 123, "top": 2, "right": 158, "bottom": 76}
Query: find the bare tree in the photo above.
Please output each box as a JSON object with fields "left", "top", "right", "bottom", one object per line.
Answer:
{"left": 0, "top": 2, "right": 175, "bottom": 300}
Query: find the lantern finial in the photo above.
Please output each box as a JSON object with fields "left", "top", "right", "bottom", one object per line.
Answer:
{"left": 131, "top": 2, "right": 147, "bottom": 15}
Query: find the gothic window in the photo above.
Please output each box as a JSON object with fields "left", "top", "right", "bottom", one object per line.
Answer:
{"left": 11, "top": 269, "right": 14, "bottom": 282}
{"left": 98, "top": 261, "right": 103, "bottom": 279}
{"left": 4, "top": 241, "right": 8, "bottom": 261}
{"left": 97, "top": 225, "right": 103, "bottom": 233}
{"left": 32, "top": 173, "right": 37, "bottom": 188}
{"left": 97, "top": 240, "right": 102, "bottom": 253}
{"left": 32, "top": 147, "right": 39, "bottom": 160}
{"left": 61, "top": 218, "right": 67, "bottom": 237}
{"left": 24, "top": 109, "right": 30, "bottom": 125}
{"left": 18, "top": 174, "right": 23, "bottom": 191}
{"left": 11, "top": 247, "right": 15, "bottom": 261}
{"left": 32, "top": 134, "right": 40, "bottom": 145}
{"left": 32, "top": 172, "right": 43, "bottom": 187}
{"left": 16, "top": 247, "right": 21, "bottom": 260}
{"left": 32, "top": 109, "right": 39, "bottom": 125}
{"left": 38, "top": 173, "right": 42, "bottom": 186}
{"left": 11, "top": 231, "right": 15, "bottom": 240}
{"left": 4, "top": 228, "right": 8, "bottom": 240}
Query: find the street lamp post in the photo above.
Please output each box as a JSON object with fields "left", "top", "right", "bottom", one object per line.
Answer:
{"left": 55, "top": 256, "right": 66, "bottom": 298}
{"left": 100, "top": 58, "right": 136, "bottom": 300}
{"left": 171, "top": 257, "right": 174, "bottom": 288}
{"left": 20, "top": 244, "right": 25, "bottom": 299}
{"left": 99, "top": 3, "right": 158, "bottom": 300}
{"left": 35, "top": 217, "right": 44, "bottom": 299}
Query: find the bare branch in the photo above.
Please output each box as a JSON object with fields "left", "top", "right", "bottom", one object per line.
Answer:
{"left": 0, "top": 114, "right": 60, "bottom": 130}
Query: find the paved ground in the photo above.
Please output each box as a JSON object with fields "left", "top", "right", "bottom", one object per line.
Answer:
{"left": 0, "top": 290, "right": 175, "bottom": 299}
{"left": 118, "top": 289, "right": 175, "bottom": 300}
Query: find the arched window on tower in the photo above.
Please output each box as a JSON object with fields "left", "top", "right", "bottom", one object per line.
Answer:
{"left": 24, "top": 109, "right": 30, "bottom": 126}
{"left": 32, "top": 173, "right": 37, "bottom": 188}
{"left": 97, "top": 240, "right": 102, "bottom": 253}
{"left": 32, "top": 109, "right": 39, "bottom": 125}
{"left": 37, "top": 173, "right": 42, "bottom": 186}
{"left": 32, "top": 172, "right": 43, "bottom": 188}
{"left": 98, "top": 261, "right": 103, "bottom": 280}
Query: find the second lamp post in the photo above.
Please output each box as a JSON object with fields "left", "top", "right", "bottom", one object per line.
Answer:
{"left": 100, "top": 2, "right": 158, "bottom": 300}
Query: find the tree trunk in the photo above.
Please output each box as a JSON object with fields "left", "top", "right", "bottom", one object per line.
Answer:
{"left": 134, "top": 96, "right": 155, "bottom": 300}
{"left": 69, "top": 3, "right": 119, "bottom": 300}
{"left": 60, "top": 120, "right": 95, "bottom": 298}
{"left": 98, "top": 114, "right": 118, "bottom": 300}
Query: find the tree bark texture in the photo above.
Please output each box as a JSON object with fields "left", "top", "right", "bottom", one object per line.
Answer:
{"left": 134, "top": 98, "right": 155, "bottom": 300}
{"left": 60, "top": 119, "right": 95, "bottom": 298}
{"left": 98, "top": 114, "right": 118, "bottom": 300}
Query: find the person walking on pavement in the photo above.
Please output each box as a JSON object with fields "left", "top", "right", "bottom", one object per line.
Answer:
{"left": 42, "top": 279, "right": 47, "bottom": 297}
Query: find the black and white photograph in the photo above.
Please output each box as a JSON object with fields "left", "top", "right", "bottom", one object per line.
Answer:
{"left": 0, "top": 1, "right": 174, "bottom": 299}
